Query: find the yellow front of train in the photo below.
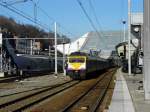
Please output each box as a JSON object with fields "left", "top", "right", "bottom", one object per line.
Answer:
{"left": 66, "top": 56, "right": 86, "bottom": 79}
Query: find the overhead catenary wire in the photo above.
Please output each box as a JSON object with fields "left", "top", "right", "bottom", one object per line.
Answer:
{"left": 88, "top": 0, "right": 105, "bottom": 36}
{"left": 76, "top": 0, "right": 107, "bottom": 49}
{"left": 2, "top": 38, "right": 65, "bottom": 39}
{"left": 37, "top": 6, "right": 77, "bottom": 38}
{"left": 88, "top": 0, "right": 108, "bottom": 47}
{"left": 2, "top": 0, "right": 28, "bottom": 5}
{"left": 2, "top": 0, "right": 50, "bottom": 30}
{"left": 30, "top": 0, "right": 77, "bottom": 38}
{"left": 0, "top": 1, "right": 50, "bottom": 31}
{"left": 0, "top": 0, "right": 76, "bottom": 38}
{"left": 76, "top": 0, "right": 98, "bottom": 33}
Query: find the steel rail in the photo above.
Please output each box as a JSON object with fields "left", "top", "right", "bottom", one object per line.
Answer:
{"left": 62, "top": 69, "right": 116, "bottom": 112}
{"left": 0, "top": 80, "right": 80, "bottom": 112}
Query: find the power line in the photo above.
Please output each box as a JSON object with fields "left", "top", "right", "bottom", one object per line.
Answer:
{"left": 76, "top": 0, "right": 98, "bottom": 33}
{"left": 37, "top": 6, "right": 77, "bottom": 38}
{"left": 3, "top": 38, "right": 64, "bottom": 39}
{"left": 2, "top": 0, "right": 28, "bottom": 5}
{"left": 88, "top": 0, "right": 105, "bottom": 36}
{"left": 30, "top": 0, "right": 77, "bottom": 38}
{"left": 1, "top": 0, "right": 80, "bottom": 38}
{"left": 0, "top": 1, "right": 50, "bottom": 31}
{"left": 76, "top": 0, "right": 107, "bottom": 48}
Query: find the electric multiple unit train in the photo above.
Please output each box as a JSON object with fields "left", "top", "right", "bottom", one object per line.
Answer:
{"left": 1, "top": 32, "right": 63, "bottom": 76}
{"left": 66, "top": 51, "right": 113, "bottom": 79}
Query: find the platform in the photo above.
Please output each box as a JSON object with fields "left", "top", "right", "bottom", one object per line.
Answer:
{"left": 108, "top": 69, "right": 150, "bottom": 112}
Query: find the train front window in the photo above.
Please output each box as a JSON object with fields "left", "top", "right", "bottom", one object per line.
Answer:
{"left": 69, "top": 58, "right": 85, "bottom": 63}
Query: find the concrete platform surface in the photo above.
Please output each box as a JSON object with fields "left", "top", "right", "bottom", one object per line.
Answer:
{"left": 108, "top": 69, "right": 150, "bottom": 112}
{"left": 108, "top": 69, "right": 135, "bottom": 112}
{"left": 124, "top": 73, "right": 150, "bottom": 112}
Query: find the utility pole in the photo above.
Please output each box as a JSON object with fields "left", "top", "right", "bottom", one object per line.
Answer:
{"left": 128, "top": 0, "right": 131, "bottom": 75}
{"left": 54, "top": 22, "right": 58, "bottom": 75}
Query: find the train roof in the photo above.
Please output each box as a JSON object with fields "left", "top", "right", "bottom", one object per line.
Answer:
{"left": 69, "top": 51, "right": 108, "bottom": 61}
{"left": 69, "top": 51, "right": 88, "bottom": 56}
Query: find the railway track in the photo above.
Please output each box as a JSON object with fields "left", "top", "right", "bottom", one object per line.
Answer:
{"left": 62, "top": 69, "right": 116, "bottom": 112}
{"left": 0, "top": 80, "right": 80, "bottom": 112}
{"left": 0, "top": 68, "right": 116, "bottom": 112}
{"left": 30, "top": 68, "right": 117, "bottom": 112}
{"left": 0, "top": 76, "right": 19, "bottom": 83}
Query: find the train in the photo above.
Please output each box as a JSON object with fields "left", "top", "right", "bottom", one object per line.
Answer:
{"left": 65, "top": 51, "right": 115, "bottom": 80}
{"left": 1, "top": 31, "right": 63, "bottom": 77}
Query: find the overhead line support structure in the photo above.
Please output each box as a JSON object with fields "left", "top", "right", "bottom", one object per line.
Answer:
{"left": 0, "top": 1, "right": 49, "bottom": 31}
{"left": 144, "top": 0, "right": 150, "bottom": 99}
{"left": 54, "top": 22, "right": 58, "bottom": 76}
{"left": 128, "top": 0, "right": 131, "bottom": 75}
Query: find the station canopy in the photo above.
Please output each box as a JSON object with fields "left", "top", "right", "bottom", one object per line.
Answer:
{"left": 57, "top": 31, "right": 126, "bottom": 59}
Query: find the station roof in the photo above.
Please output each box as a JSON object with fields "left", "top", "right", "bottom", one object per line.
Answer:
{"left": 56, "top": 31, "right": 130, "bottom": 59}
{"left": 57, "top": 33, "right": 87, "bottom": 55}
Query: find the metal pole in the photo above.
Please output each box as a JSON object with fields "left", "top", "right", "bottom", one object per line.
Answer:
{"left": 0, "top": 34, "right": 2, "bottom": 72}
{"left": 49, "top": 45, "right": 51, "bottom": 56}
{"left": 34, "top": 3, "right": 37, "bottom": 24}
{"left": 33, "top": 2, "right": 37, "bottom": 55}
{"left": 30, "top": 39, "right": 32, "bottom": 55}
{"left": 128, "top": 0, "right": 131, "bottom": 75}
{"left": 144, "top": 0, "right": 150, "bottom": 100}
{"left": 77, "top": 41, "right": 79, "bottom": 51}
{"left": 54, "top": 22, "right": 58, "bottom": 75}
{"left": 1, "top": 46, "right": 2, "bottom": 71}
{"left": 63, "top": 42, "right": 66, "bottom": 76}
{"left": 123, "top": 21, "right": 126, "bottom": 42}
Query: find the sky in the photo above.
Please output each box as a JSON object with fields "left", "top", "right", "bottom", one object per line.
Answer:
{"left": 0, "top": 0, "right": 143, "bottom": 38}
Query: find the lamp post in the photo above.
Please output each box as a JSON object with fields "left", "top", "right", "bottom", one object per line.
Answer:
{"left": 122, "top": 20, "right": 126, "bottom": 42}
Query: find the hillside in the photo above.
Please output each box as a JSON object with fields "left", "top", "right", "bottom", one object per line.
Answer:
{"left": 0, "top": 16, "right": 70, "bottom": 48}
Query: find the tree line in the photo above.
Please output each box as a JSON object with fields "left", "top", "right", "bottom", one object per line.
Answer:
{"left": 0, "top": 16, "right": 70, "bottom": 49}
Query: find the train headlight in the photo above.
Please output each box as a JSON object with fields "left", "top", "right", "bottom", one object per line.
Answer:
{"left": 134, "top": 27, "right": 139, "bottom": 33}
